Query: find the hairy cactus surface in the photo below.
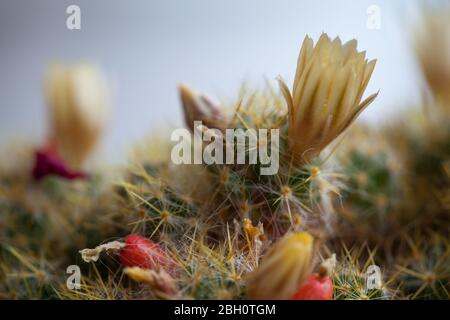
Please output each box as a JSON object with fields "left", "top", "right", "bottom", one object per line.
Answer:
{"left": 0, "top": 12, "right": 449, "bottom": 301}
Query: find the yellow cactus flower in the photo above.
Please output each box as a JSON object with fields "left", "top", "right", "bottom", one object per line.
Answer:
{"left": 46, "top": 63, "right": 110, "bottom": 168}
{"left": 279, "top": 33, "right": 378, "bottom": 165}
{"left": 246, "top": 232, "right": 314, "bottom": 300}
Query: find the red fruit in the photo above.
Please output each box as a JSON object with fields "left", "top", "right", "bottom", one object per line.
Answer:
{"left": 291, "top": 273, "right": 333, "bottom": 300}
{"left": 119, "top": 234, "right": 173, "bottom": 271}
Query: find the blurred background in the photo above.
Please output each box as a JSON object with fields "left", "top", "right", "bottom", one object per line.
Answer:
{"left": 0, "top": 0, "right": 433, "bottom": 162}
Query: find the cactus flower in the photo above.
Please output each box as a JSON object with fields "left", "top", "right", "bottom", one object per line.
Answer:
{"left": 279, "top": 33, "right": 378, "bottom": 165}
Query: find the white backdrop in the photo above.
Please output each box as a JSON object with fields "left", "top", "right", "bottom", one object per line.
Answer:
{"left": 0, "top": 0, "right": 427, "bottom": 162}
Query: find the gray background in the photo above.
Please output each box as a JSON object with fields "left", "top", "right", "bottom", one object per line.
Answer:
{"left": 0, "top": 0, "right": 427, "bottom": 162}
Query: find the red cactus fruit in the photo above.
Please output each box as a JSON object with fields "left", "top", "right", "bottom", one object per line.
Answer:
{"left": 119, "top": 234, "right": 173, "bottom": 272}
{"left": 290, "top": 273, "right": 333, "bottom": 300}
{"left": 291, "top": 255, "right": 335, "bottom": 300}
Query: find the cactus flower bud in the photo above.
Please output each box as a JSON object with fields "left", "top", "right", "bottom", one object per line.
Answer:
{"left": 279, "top": 33, "right": 378, "bottom": 165}
{"left": 46, "top": 63, "right": 110, "bottom": 168}
{"left": 246, "top": 232, "right": 314, "bottom": 300}
{"left": 415, "top": 7, "right": 450, "bottom": 107}
{"left": 178, "top": 84, "right": 227, "bottom": 132}
{"left": 124, "top": 267, "right": 177, "bottom": 296}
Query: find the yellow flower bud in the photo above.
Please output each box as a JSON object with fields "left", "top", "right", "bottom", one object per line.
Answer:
{"left": 46, "top": 63, "right": 110, "bottom": 168}
{"left": 246, "top": 232, "right": 313, "bottom": 300}
{"left": 415, "top": 7, "right": 450, "bottom": 107}
{"left": 279, "top": 33, "right": 378, "bottom": 165}
{"left": 124, "top": 267, "right": 177, "bottom": 295}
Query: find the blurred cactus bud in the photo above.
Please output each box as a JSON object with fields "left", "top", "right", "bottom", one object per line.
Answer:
{"left": 124, "top": 267, "right": 177, "bottom": 296}
{"left": 279, "top": 33, "right": 378, "bottom": 165}
{"left": 415, "top": 7, "right": 450, "bottom": 107}
{"left": 46, "top": 63, "right": 110, "bottom": 168}
{"left": 246, "top": 232, "right": 314, "bottom": 300}
{"left": 178, "top": 84, "right": 227, "bottom": 132}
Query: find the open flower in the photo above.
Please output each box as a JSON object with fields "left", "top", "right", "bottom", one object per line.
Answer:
{"left": 178, "top": 84, "right": 227, "bottom": 132}
{"left": 279, "top": 33, "right": 378, "bottom": 165}
{"left": 46, "top": 63, "right": 110, "bottom": 168}
{"left": 246, "top": 232, "right": 314, "bottom": 300}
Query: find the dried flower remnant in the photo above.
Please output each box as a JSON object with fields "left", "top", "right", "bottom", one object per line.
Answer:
{"left": 243, "top": 218, "right": 264, "bottom": 240}
{"left": 279, "top": 33, "right": 378, "bottom": 165}
{"left": 243, "top": 218, "right": 266, "bottom": 265}
{"left": 179, "top": 84, "right": 227, "bottom": 132}
{"left": 46, "top": 63, "right": 110, "bottom": 168}
{"left": 32, "top": 143, "right": 87, "bottom": 181}
{"left": 79, "top": 241, "right": 125, "bottom": 263}
{"left": 246, "top": 232, "right": 314, "bottom": 300}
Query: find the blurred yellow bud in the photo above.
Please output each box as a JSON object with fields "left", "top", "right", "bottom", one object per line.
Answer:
{"left": 46, "top": 63, "right": 110, "bottom": 168}
{"left": 246, "top": 232, "right": 314, "bottom": 300}
{"left": 124, "top": 267, "right": 177, "bottom": 296}
{"left": 415, "top": 7, "right": 450, "bottom": 108}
